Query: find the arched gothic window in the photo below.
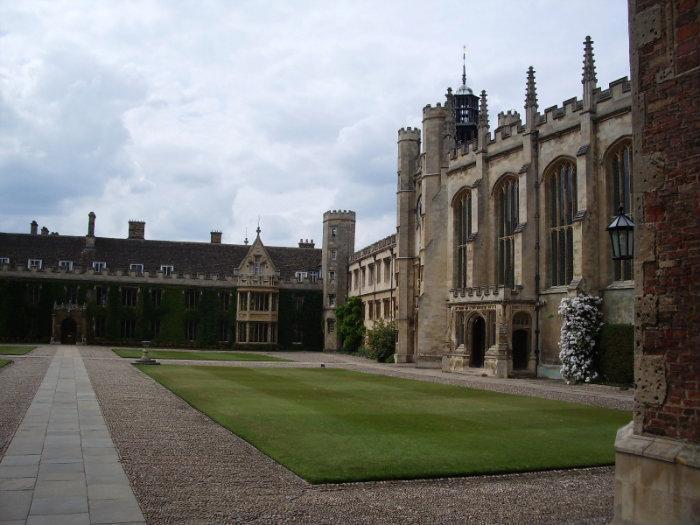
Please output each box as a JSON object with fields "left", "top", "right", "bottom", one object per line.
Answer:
{"left": 548, "top": 160, "right": 577, "bottom": 286}
{"left": 454, "top": 190, "right": 472, "bottom": 288}
{"left": 609, "top": 141, "right": 633, "bottom": 281}
{"left": 496, "top": 177, "right": 518, "bottom": 288}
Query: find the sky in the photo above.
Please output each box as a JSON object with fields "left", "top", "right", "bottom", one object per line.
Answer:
{"left": 0, "top": 0, "right": 630, "bottom": 249}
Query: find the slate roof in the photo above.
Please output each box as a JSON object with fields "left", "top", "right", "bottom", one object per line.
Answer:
{"left": 0, "top": 233, "right": 321, "bottom": 280}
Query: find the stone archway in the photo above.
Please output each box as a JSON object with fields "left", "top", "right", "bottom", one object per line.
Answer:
{"left": 61, "top": 317, "right": 77, "bottom": 344}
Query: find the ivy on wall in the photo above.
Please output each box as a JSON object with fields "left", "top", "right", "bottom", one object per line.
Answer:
{"left": 0, "top": 277, "right": 321, "bottom": 351}
{"left": 277, "top": 289, "right": 323, "bottom": 350}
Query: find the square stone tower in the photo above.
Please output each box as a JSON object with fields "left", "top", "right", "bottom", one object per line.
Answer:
{"left": 322, "top": 210, "right": 356, "bottom": 351}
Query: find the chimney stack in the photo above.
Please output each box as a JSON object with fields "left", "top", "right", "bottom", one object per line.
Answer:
{"left": 40, "top": 226, "right": 49, "bottom": 236}
{"left": 30, "top": 221, "right": 38, "bottom": 235}
{"left": 86, "top": 211, "right": 96, "bottom": 249}
{"left": 210, "top": 231, "right": 222, "bottom": 244}
{"left": 128, "top": 220, "right": 145, "bottom": 240}
{"left": 298, "top": 238, "right": 315, "bottom": 249}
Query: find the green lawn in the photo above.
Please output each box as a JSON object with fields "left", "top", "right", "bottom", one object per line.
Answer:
{"left": 0, "top": 359, "right": 11, "bottom": 368}
{"left": 0, "top": 346, "right": 36, "bottom": 355}
{"left": 114, "top": 348, "right": 285, "bottom": 362}
{"left": 138, "top": 365, "right": 631, "bottom": 484}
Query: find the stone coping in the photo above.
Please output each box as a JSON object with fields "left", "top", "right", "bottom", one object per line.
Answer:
{"left": 615, "top": 422, "right": 700, "bottom": 468}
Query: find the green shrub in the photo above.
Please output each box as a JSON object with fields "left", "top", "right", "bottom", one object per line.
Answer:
{"left": 336, "top": 296, "right": 365, "bottom": 353}
{"left": 366, "top": 320, "right": 397, "bottom": 363}
{"left": 596, "top": 324, "right": 634, "bottom": 385}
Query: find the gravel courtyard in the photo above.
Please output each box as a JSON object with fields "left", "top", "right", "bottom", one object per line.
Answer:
{"left": 79, "top": 346, "right": 627, "bottom": 524}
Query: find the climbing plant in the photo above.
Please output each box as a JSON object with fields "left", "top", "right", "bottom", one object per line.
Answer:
{"left": 558, "top": 294, "right": 603, "bottom": 384}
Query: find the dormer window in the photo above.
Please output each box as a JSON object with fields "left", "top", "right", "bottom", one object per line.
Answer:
{"left": 295, "top": 271, "right": 307, "bottom": 282}
{"left": 28, "top": 259, "right": 43, "bottom": 270}
{"left": 160, "top": 265, "right": 174, "bottom": 276}
{"left": 92, "top": 261, "right": 107, "bottom": 272}
{"left": 0, "top": 257, "right": 10, "bottom": 266}
{"left": 58, "top": 260, "right": 73, "bottom": 271}
{"left": 130, "top": 263, "right": 144, "bottom": 274}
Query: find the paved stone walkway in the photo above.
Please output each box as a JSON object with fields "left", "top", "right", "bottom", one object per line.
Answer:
{"left": 0, "top": 347, "right": 144, "bottom": 525}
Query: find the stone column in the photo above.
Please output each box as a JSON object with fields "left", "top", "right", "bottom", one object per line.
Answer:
{"left": 612, "top": 2, "right": 700, "bottom": 523}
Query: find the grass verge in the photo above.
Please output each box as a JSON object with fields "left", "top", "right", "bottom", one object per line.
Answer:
{"left": 114, "top": 349, "right": 285, "bottom": 362}
{"left": 0, "top": 346, "right": 36, "bottom": 356}
{"left": 0, "top": 359, "right": 11, "bottom": 368}
{"left": 137, "top": 365, "right": 631, "bottom": 484}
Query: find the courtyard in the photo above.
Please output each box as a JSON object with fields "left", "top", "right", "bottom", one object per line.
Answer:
{"left": 0, "top": 344, "right": 633, "bottom": 524}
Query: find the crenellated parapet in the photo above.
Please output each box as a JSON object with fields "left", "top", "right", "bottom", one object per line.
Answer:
{"left": 422, "top": 103, "right": 449, "bottom": 120}
{"left": 397, "top": 126, "right": 421, "bottom": 142}
{"left": 350, "top": 234, "right": 396, "bottom": 263}
{"left": 323, "top": 209, "right": 356, "bottom": 221}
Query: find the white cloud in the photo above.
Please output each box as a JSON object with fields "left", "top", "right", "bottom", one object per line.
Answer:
{"left": 0, "top": 0, "right": 630, "bottom": 249}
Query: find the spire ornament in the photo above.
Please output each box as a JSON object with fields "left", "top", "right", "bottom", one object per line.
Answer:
{"left": 582, "top": 35, "right": 597, "bottom": 84}
{"left": 462, "top": 46, "right": 467, "bottom": 87}
{"left": 525, "top": 66, "right": 538, "bottom": 109}
{"left": 478, "top": 90, "right": 488, "bottom": 128}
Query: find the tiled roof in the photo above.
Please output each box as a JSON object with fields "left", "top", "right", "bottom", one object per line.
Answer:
{"left": 0, "top": 233, "right": 321, "bottom": 279}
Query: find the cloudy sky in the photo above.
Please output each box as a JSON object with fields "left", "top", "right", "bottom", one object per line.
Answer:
{"left": 0, "top": 1, "right": 630, "bottom": 249}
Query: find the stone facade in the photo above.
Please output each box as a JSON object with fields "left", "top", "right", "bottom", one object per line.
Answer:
{"left": 347, "top": 234, "right": 396, "bottom": 331}
{"left": 612, "top": 1, "right": 699, "bottom": 523}
{"left": 335, "top": 36, "right": 636, "bottom": 378}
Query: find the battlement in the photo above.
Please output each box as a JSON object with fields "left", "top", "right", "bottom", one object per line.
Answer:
{"left": 497, "top": 110, "right": 521, "bottom": 128}
{"left": 323, "top": 209, "right": 356, "bottom": 221}
{"left": 594, "top": 76, "right": 632, "bottom": 103}
{"left": 423, "top": 103, "right": 448, "bottom": 119}
{"left": 398, "top": 126, "right": 421, "bottom": 140}
{"left": 349, "top": 234, "right": 396, "bottom": 263}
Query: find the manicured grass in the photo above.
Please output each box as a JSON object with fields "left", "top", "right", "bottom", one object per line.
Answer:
{"left": 114, "top": 348, "right": 285, "bottom": 362}
{"left": 138, "top": 365, "right": 631, "bottom": 484}
{"left": 0, "top": 345, "right": 36, "bottom": 355}
{"left": 0, "top": 359, "right": 11, "bottom": 368}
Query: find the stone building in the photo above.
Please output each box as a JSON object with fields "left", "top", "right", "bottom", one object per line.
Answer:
{"left": 612, "top": 0, "right": 699, "bottom": 522}
{"left": 334, "top": 36, "right": 635, "bottom": 379}
{"left": 0, "top": 213, "right": 324, "bottom": 348}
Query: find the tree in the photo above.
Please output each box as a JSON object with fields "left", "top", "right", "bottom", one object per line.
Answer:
{"left": 336, "top": 296, "right": 365, "bottom": 353}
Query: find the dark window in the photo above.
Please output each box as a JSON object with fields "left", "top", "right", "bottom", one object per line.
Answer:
{"left": 95, "top": 286, "right": 108, "bottom": 306}
{"left": 548, "top": 160, "right": 576, "bottom": 286}
{"left": 610, "top": 142, "right": 634, "bottom": 281}
{"left": 250, "top": 292, "right": 269, "bottom": 311}
{"left": 27, "top": 284, "right": 41, "bottom": 306}
{"left": 327, "top": 319, "right": 335, "bottom": 333}
{"left": 120, "top": 319, "right": 136, "bottom": 338}
{"left": 121, "top": 287, "right": 137, "bottom": 307}
{"left": 219, "top": 291, "right": 230, "bottom": 310}
{"left": 150, "top": 289, "right": 162, "bottom": 307}
{"left": 65, "top": 285, "right": 78, "bottom": 305}
{"left": 218, "top": 320, "right": 229, "bottom": 341}
{"left": 496, "top": 177, "right": 518, "bottom": 288}
{"left": 94, "top": 317, "right": 106, "bottom": 337}
{"left": 185, "top": 289, "right": 198, "bottom": 309}
{"left": 292, "top": 324, "right": 302, "bottom": 344}
{"left": 186, "top": 320, "right": 198, "bottom": 341}
{"left": 454, "top": 190, "right": 472, "bottom": 288}
{"left": 150, "top": 319, "right": 161, "bottom": 338}
{"left": 295, "top": 295, "right": 304, "bottom": 311}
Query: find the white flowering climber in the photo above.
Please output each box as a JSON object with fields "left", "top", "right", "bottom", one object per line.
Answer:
{"left": 558, "top": 294, "right": 603, "bottom": 384}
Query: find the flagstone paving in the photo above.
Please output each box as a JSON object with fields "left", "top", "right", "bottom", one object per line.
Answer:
{"left": 0, "top": 347, "right": 144, "bottom": 525}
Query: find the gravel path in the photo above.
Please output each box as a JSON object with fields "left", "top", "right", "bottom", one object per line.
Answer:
{"left": 83, "top": 348, "right": 618, "bottom": 524}
{"left": 0, "top": 345, "right": 54, "bottom": 457}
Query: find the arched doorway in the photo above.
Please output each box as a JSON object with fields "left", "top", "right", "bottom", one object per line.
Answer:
{"left": 512, "top": 312, "right": 531, "bottom": 370}
{"left": 61, "top": 318, "right": 77, "bottom": 344}
{"left": 471, "top": 316, "right": 486, "bottom": 367}
{"left": 512, "top": 329, "right": 529, "bottom": 369}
